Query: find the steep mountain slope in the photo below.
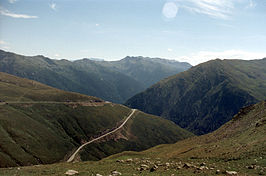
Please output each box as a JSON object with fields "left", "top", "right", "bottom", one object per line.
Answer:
{"left": 95, "top": 56, "right": 191, "bottom": 88}
{"left": 79, "top": 110, "right": 192, "bottom": 162}
{"left": 0, "top": 50, "right": 191, "bottom": 103}
{"left": 138, "top": 100, "right": 266, "bottom": 161}
{"left": 103, "top": 100, "right": 266, "bottom": 175}
{"left": 0, "top": 71, "right": 100, "bottom": 102}
{"left": 1, "top": 101, "right": 264, "bottom": 176}
{"left": 0, "top": 50, "right": 143, "bottom": 103}
{"left": 0, "top": 72, "right": 193, "bottom": 167}
{"left": 126, "top": 58, "right": 266, "bottom": 135}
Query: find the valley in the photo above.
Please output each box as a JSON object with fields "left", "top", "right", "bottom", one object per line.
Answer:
{"left": 0, "top": 100, "right": 264, "bottom": 175}
{"left": 0, "top": 72, "right": 192, "bottom": 167}
{"left": 0, "top": 56, "right": 265, "bottom": 175}
{"left": 1, "top": 1, "right": 265, "bottom": 175}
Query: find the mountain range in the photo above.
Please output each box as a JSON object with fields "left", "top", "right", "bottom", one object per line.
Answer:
{"left": 0, "top": 50, "right": 191, "bottom": 103}
{"left": 0, "top": 72, "right": 193, "bottom": 167}
{"left": 0, "top": 49, "right": 265, "bottom": 175}
{"left": 126, "top": 58, "right": 266, "bottom": 135}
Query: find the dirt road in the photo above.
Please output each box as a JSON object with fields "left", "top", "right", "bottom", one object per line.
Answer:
{"left": 67, "top": 109, "right": 136, "bottom": 163}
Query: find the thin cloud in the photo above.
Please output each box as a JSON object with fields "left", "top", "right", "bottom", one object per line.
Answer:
{"left": 49, "top": 3, "right": 57, "bottom": 11}
{"left": 0, "top": 40, "right": 7, "bottom": 45}
{"left": 175, "top": 0, "right": 254, "bottom": 20}
{"left": 8, "top": 0, "right": 17, "bottom": 3}
{"left": 216, "top": 23, "right": 236, "bottom": 29}
{"left": 0, "top": 46, "right": 10, "bottom": 50}
{"left": 179, "top": 50, "right": 266, "bottom": 65}
{"left": 0, "top": 8, "right": 38, "bottom": 19}
{"left": 178, "top": 0, "right": 233, "bottom": 19}
{"left": 80, "top": 49, "right": 89, "bottom": 53}
{"left": 0, "top": 40, "right": 10, "bottom": 50}
{"left": 246, "top": 0, "right": 256, "bottom": 9}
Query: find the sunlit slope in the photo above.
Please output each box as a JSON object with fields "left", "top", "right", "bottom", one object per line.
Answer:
{"left": 139, "top": 100, "right": 266, "bottom": 160}
{"left": 0, "top": 72, "right": 193, "bottom": 167}
{"left": 0, "top": 71, "right": 100, "bottom": 102}
{"left": 79, "top": 110, "right": 193, "bottom": 161}
{"left": 0, "top": 101, "right": 264, "bottom": 176}
{"left": 102, "top": 100, "right": 266, "bottom": 175}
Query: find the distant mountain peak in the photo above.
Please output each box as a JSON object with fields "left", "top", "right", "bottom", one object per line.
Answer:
{"left": 87, "top": 58, "right": 105, "bottom": 62}
{"left": 122, "top": 56, "right": 191, "bottom": 65}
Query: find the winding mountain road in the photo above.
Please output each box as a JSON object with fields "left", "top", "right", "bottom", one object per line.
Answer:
{"left": 67, "top": 109, "right": 136, "bottom": 163}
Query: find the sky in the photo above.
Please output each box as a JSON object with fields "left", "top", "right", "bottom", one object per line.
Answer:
{"left": 0, "top": 0, "right": 266, "bottom": 65}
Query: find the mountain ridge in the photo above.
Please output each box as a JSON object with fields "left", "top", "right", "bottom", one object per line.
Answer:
{"left": 95, "top": 56, "right": 191, "bottom": 88}
{"left": 126, "top": 58, "right": 266, "bottom": 135}
{"left": 0, "top": 49, "right": 191, "bottom": 103}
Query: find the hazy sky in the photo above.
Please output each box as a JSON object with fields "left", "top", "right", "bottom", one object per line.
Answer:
{"left": 0, "top": 0, "right": 266, "bottom": 65}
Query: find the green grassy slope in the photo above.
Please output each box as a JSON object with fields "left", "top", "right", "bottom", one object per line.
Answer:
{"left": 126, "top": 58, "right": 266, "bottom": 135}
{"left": 0, "top": 71, "right": 100, "bottom": 102}
{"left": 0, "top": 103, "right": 129, "bottom": 167}
{"left": 79, "top": 111, "right": 193, "bottom": 161}
{"left": 139, "top": 100, "right": 266, "bottom": 160}
{"left": 1, "top": 101, "right": 264, "bottom": 176}
{"left": 0, "top": 72, "right": 193, "bottom": 167}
